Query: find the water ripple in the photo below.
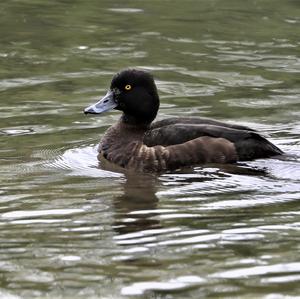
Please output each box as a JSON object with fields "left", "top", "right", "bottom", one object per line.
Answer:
{"left": 157, "top": 80, "right": 224, "bottom": 97}
{"left": 178, "top": 70, "right": 281, "bottom": 87}
{"left": 0, "top": 70, "right": 112, "bottom": 91}
{"left": 45, "top": 145, "right": 122, "bottom": 178}
{"left": 2, "top": 209, "right": 84, "bottom": 220}
{"left": 224, "top": 94, "right": 300, "bottom": 109}
{"left": 107, "top": 8, "right": 144, "bottom": 13}
{"left": 213, "top": 262, "right": 300, "bottom": 279}
{"left": 121, "top": 275, "right": 205, "bottom": 296}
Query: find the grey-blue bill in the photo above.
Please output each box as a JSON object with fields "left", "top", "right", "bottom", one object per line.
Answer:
{"left": 84, "top": 90, "right": 117, "bottom": 115}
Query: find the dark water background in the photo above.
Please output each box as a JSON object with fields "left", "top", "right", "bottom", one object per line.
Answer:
{"left": 0, "top": 0, "right": 300, "bottom": 298}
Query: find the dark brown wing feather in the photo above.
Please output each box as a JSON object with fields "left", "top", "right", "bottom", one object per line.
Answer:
{"left": 144, "top": 123, "right": 283, "bottom": 161}
{"left": 124, "top": 136, "right": 237, "bottom": 172}
{"left": 100, "top": 130, "right": 237, "bottom": 172}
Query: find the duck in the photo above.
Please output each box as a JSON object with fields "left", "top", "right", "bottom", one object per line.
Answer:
{"left": 84, "top": 68, "right": 283, "bottom": 172}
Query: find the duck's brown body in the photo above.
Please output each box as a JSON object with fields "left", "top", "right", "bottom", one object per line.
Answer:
{"left": 99, "top": 120, "right": 237, "bottom": 172}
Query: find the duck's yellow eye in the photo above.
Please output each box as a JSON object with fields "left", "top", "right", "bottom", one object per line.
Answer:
{"left": 125, "top": 84, "right": 132, "bottom": 91}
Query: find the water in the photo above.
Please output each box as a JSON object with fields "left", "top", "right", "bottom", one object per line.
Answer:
{"left": 0, "top": 0, "right": 300, "bottom": 298}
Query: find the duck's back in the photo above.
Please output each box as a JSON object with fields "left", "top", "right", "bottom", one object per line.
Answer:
{"left": 144, "top": 117, "right": 283, "bottom": 161}
{"left": 150, "top": 117, "right": 255, "bottom": 131}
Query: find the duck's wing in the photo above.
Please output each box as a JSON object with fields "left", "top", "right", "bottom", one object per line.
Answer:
{"left": 144, "top": 124, "right": 283, "bottom": 161}
{"left": 151, "top": 117, "right": 255, "bottom": 131}
{"left": 100, "top": 133, "right": 237, "bottom": 172}
{"left": 121, "top": 136, "right": 238, "bottom": 172}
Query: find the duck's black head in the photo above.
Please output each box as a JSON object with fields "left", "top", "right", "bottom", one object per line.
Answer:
{"left": 84, "top": 69, "right": 160, "bottom": 125}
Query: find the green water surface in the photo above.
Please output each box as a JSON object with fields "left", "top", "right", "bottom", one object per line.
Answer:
{"left": 0, "top": 0, "right": 300, "bottom": 298}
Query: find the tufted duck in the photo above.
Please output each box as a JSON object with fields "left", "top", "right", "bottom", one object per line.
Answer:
{"left": 84, "top": 69, "right": 282, "bottom": 172}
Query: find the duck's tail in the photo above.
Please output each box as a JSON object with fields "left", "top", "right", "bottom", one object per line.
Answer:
{"left": 235, "top": 132, "right": 283, "bottom": 161}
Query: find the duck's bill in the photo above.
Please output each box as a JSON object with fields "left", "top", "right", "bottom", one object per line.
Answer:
{"left": 84, "top": 90, "right": 117, "bottom": 115}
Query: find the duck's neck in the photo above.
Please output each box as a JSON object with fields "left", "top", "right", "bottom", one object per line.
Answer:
{"left": 99, "top": 118, "right": 148, "bottom": 152}
{"left": 121, "top": 113, "right": 153, "bottom": 130}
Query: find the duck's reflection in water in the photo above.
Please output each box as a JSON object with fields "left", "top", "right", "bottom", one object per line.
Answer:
{"left": 97, "top": 156, "right": 161, "bottom": 235}
{"left": 112, "top": 173, "right": 161, "bottom": 235}
{"left": 99, "top": 157, "right": 269, "bottom": 236}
